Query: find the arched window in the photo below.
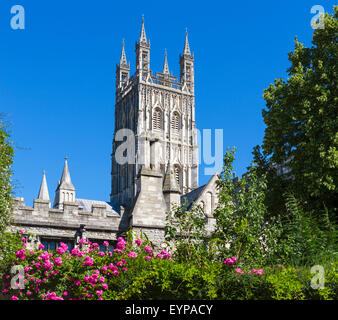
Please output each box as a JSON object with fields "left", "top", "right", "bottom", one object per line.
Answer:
{"left": 174, "top": 165, "right": 181, "bottom": 189}
{"left": 153, "top": 108, "right": 162, "bottom": 130}
{"left": 171, "top": 112, "right": 180, "bottom": 132}
{"left": 205, "top": 192, "right": 212, "bottom": 215}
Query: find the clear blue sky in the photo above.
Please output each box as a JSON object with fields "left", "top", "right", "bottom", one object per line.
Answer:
{"left": 0, "top": 0, "right": 336, "bottom": 206}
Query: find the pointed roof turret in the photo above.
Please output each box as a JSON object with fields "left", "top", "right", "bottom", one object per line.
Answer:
{"left": 162, "top": 49, "right": 170, "bottom": 74}
{"left": 58, "top": 156, "right": 75, "bottom": 191}
{"left": 139, "top": 16, "right": 148, "bottom": 44}
{"left": 38, "top": 170, "right": 50, "bottom": 201}
{"left": 119, "top": 39, "right": 128, "bottom": 66}
{"left": 183, "top": 29, "right": 191, "bottom": 56}
{"left": 163, "top": 161, "right": 181, "bottom": 193}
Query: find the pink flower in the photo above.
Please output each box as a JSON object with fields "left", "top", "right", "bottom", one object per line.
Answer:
{"left": 54, "top": 257, "right": 62, "bottom": 266}
{"left": 2, "top": 289, "right": 7, "bottom": 294}
{"left": 161, "top": 250, "right": 171, "bottom": 260}
{"left": 45, "top": 292, "right": 64, "bottom": 300}
{"left": 128, "top": 252, "right": 137, "bottom": 258}
{"left": 42, "top": 261, "right": 54, "bottom": 270}
{"left": 123, "top": 267, "right": 128, "bottom": 272}
{"left": 99, "top": 276, "right": 105, "bottom": 283}
{"left": 108, "top": 263, "right": 117, "bottom": 271}
{"left": 38, "top": 244, "right": 44, "bottom": 250}
{"left": 103, "top": 241, "right": 109, "bottom": 247}
{"left": 223, "top": 257, "right": 236, "bottom": 266}
{"left": 235, "top": 268, "right": 244, "bottom": 274}
{"left": 253, "top": 269, "right": 264, "bottom": 275}
{"left": 57, "top": 247, "right": 65, "bottom": 255}
{"left": 16, "top": 249, "right": 26, "bottom": 261}
{"left": 79, "top": 238, "right": 87, "bottom": 245}
{"left": 96, "top": 290, "right": 103, "bottom": 297}
{"left": 116, "top": 239, "right": 126, "bottom": 251}
{"left": 145, "top": 256, "right": 151, "bottom": 261}
{"left": 63, "top": 291, "right": 68, "bottom": 296}
{"left": 71, "top": 248, "right": 80, "bottom": 256}
{"left": 83, "top": 256, "right": 94, "bottom": 266}
{"left": 11, "top": 295, "right": 18, "bottom": 300}
{"left": 135, "top": 238, "right": 142, "bottom": 246}
{"left": 102, "top": 283, "right": 108, "bottom": 290}
{"left": 101, "top": 265, "right": 108, "bottom": 272}
{"left": 19, "top": 229, "right": 24, "bottom": 234}
{"left": 98, "top": 251, "right": 105, "bottom": 257}
{"left": 144, "top": 246, "right": 152, "bottom": 254}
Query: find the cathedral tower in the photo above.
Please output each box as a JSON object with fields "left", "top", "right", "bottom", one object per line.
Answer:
{"left": 110, "top": 18, "right": 199, "bottom": 210}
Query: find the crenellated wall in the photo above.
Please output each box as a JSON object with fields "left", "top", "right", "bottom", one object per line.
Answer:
{"left": 9, "top": 197, "right": 124, "bottom": 247}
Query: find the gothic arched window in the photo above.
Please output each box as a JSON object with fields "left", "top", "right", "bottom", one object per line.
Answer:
{"left": 171, "top": 112, "right": 180, "bottom": 132}
{"left": 205, "top": 192, "right": 213, "bottom": 215}
{"left": 174, "top": 165, "right": 181, "bottom": 189}
{"left": 153, "top": 108, "right": 162, "bottom": 130}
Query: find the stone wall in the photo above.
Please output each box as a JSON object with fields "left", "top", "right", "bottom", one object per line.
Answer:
{"left": 10, "top": 197, "right": 123, "bottom": 246}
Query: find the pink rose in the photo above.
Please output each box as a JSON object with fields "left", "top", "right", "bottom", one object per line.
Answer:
{"left": 102, "top": 283, "right": 108, "bottom": 290}
{"left": 96, "top": 290, "right": 103, "bottom": 297}
{"left": 235, "top": 268, "right": 244, "bottom": 274}
{"left": 144, "top": 246, "right": 152, "bottom": 254}
{"left": 127, "top": 252, "right": 137, "bottom": 258}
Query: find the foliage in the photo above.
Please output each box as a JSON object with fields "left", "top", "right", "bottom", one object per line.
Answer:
{"left": 164, "top": 200, "right": 210, "bottom": 265}
{"left": 0, "top": 231, "right": 23, "bottom": 278}
{"left": 213, "top": 147, "right": 279, "bottom": 265}
{"left": 0, "top": 115, "right": 14, "bottom": 235}
{"left": 255, "top": 8, "right": 338, "bottom": 216}
{"left": 0, "top": 229, "right": 336, "bottom": 300}
{"left": 277, "top": 192, "right": 337, "bottom": 265}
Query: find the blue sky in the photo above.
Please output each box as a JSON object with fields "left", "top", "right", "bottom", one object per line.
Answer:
{"left": 0, "top": 0, "right": 336, "bottom": 206}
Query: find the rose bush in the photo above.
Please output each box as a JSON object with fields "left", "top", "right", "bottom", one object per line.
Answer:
{"left": 0, "top": 230, "right": 336, "bottom": 300}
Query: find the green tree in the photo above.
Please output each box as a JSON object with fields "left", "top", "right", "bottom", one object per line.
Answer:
{"left": 0, "top": 114, "right": 14, "bottom": 234}
{"left": 165, "top": 201, "right": 210, "bottom": 265}
{"left": 255, "top": 8, "right": 338, "bottom": 217}
{"left": 214, "top": 147, "right": 276, "bottom": 265}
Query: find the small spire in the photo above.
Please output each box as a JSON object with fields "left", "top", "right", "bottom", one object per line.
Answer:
{"left": 162, "top": 49, "right": 170, "bottom": 74}
{"left": 139, "top": 16, "right": 147, "bottom": 43}
{"left": 119, "top": 39, "right": 128, "bottom": 66}
{"left": 59, "top": 156, "right": 75, "bottom": 190}
{"left": 38, "top": 170, "right": 50, "bottom": 201}
{"left": 183, "top": 29, "right": 191, "bottom": 56}
{"left": 163, "top": 161, "right": 181, "bottom": 193}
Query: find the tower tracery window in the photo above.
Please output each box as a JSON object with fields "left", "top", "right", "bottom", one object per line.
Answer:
{"left": 171, "top": 112, "right": 180, "bottom": 132}
{"left": 153, "top": 108, "right": 163, "bottom": 130}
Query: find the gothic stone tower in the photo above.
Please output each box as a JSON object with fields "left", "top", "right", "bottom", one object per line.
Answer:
{"left": 110, "top": 18, "right": 199, "bottom": 212}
